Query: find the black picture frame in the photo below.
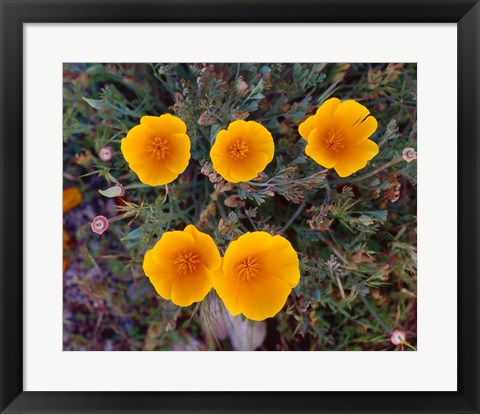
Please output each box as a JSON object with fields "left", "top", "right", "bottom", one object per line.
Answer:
{"left": 1, "top": 1, "right": 479, "bottom": 413}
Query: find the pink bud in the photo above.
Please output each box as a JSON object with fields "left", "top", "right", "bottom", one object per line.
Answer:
{"left": 91, "top": 215, "right": 109, "bottom": 235}
{"left": 117, "top": 184, "right": 125, "bottom": 197}
{"left": 391, "top": 330, "right": 407, "bottom": 345}
{"left": 98, "top": 146, "right": 114, "bottom": 162}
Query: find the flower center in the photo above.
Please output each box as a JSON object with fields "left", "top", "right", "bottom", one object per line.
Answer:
{"left": 322, "top": 130, "right": 344, "bottom": 152}
{"left": 229, "top": 139, "right": 249, "bottom": 160}
{"left": 147, "top": 137, "right": 170, "bottom": 160}
{"left": 235, "top": 256, "right": 261, "bottom": 281}
{"left": 174, "top": 251, "right": 200, "bottom": 275}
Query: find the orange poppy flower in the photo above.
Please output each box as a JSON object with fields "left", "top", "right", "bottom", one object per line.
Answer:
{"left": 121, "top": 114, "right": 191, "bottom": 186}
{"left": 63, "top": 229, "right": 73, "bottom": 273}
{"left": 143, "top": 225, "right": 221, "bottom": 307}
{"left": 298, "top": 98, "right": 379, "bottom": 177}
{"left": 210, "top": 120, "right": 274, "bottom": 183}
{"left": 213, "top": 232, "right": 300, "bottom": 321}
{"left": 63, "top": 187, "right": 82, "bottom": 213}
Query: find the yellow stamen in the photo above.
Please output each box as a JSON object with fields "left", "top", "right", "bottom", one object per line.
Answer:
{"left": 174, "top": 251, "right": 200, "bottom": 275}
{"left": 322, "top": 130, "right": 344, "bottom": 152}
{"left": 229, "top": 139, "right": 249, "bottom": 160}
{"left": 147, "top": 137, "right": 170, "bottom": 160}
{"left": 236, "top": 256, "right": 261, "bottom": 281}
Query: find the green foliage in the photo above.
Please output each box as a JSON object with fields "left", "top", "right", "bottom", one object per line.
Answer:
{"left": 63, "top": 63, "right": 417, "bottom": 351}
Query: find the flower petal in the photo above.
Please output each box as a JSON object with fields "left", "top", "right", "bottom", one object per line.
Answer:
{"left": 332, "top": 100, "right": 377, "bottom": 144}
{"left": 210, "top": 153, "right": 234, "bottom": 181}
{"left": 210, "top": 130, "right": 235, "bottom": 179}
{"left": 212, "top": 262, "right": 240, "bottom": 316}
{"left": 223, "top": 232, "right": 273, "bottom": 271}
{"left": 228, "top": 160, "right": 261, "bottom": 183}
{"left": 305, "top": 129, "right": 338, "bottom": 169}
{"left": 149, "top": 272, "right": 177, "bottom": 300}
{"left": 260, "top": 235, "right": 300, "bottom": 288}
{"left": 143, "top": 250, "right": 177, "bottom": 300}
{"left": 130, "top": 159, "right": 179, "bottom": 186}
{"left": 244, "top": 122, "right": 275, "bottom": 160}
{"left": 227, "top": 119, "right": 249, "bottom": 137}
{"left": 213, "top": 272, "right": 243, "bottom": 317}
{"left": 334, "top": 139, "right": 379, "bottom": 178}
{"left": 63, "top": 187, "right": 83, "bottom": 213}
{"left": 298, "top": 98, "right": 341, "bottom": 141}
{"left": 211, "top": 259, "right": 225, "bottom": 287}
{"left": 298, "top": 115, "right": 317, "bottom": 142}
{"left": 183, "top": 225, "right": 221, "bottom": 270}
{"left": 164, "top": 133, "right": 191, "bottom": 174}
{"left": 211, "top": 130, "right": 232, "bottom": 154}
{"left": 121, "top": 125, "right": 154, "bottom": 163}
{"left": 247, "top": 151, "right": 271, "bottom": 171}
{"left": 170, "top": 264, "right": 213, "bottom": 306}
{"left": 344, "top": 115, "right": 378, "bottom": 145}
{"left": 238, "top": 274, "right": 292, "bottom": 321}
{"left": 140, "top": 114, "right": 187, "bottom": 136}
{"left": 305, "top": 144, "right": 338, "bottom": 169}
{"left": 150, "top": 231, "right": 196, "bottom": 263}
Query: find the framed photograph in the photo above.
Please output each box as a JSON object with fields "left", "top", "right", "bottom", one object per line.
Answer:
{"left": 1, "top": 0, "right": 479, "bottom": 413}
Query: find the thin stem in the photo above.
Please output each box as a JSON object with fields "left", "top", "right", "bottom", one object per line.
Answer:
{"left": 322, "top": 179, "right": 331, "bottom": 207}
{"left": 279, "top": 198, "right": 307, "bottom": 234}
{"left": 318, "top": 233, "right": 349, "bottom": 266}
{"left": 216, "top": 197, "right": 228, "bottom": 220}
{"left": 336, "top": 274, "right": 346, "bottom": 300}
{"left": 244, "top": 208, "right": 258, "bottom": 231}
{"left": 246, "top": 170, "right": 328, "bottom": 188}
{"left": 359, "top": 295, "right": 392, "bottom": 334}
{"left": 123, "top": 183, "right": 151, "bottom": 190}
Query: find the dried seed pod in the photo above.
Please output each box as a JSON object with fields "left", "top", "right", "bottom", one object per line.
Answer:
{"left": 224, "top": 195, "right": 246, "bottom": 208}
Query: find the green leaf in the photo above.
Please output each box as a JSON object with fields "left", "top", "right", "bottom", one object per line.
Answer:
{"left": 355, "top": 210, "right": 388, "bottom": 222}
{"left": 82, "top": 97, "right": 104, "bottom": 110}
{"left": 122, "top": 227, "right": 144, "bottom": 241}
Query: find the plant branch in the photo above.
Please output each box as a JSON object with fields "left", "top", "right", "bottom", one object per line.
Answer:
{"left": 359, "top": 295, "right": 392, "bottom": 334}
{"left": 279, "top": 198, "right": 307, "bottom": 235}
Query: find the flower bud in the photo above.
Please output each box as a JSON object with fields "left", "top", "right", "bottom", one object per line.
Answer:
{"left": 98, "top": 146, "right": 114, "bottom": 162}
{"left": 98, "top": 184, "right": 125, "bottom": 198}
{"left": 91, "top": 215, "right": 109, "bottom": 235}
{"left": 391, "top": 329, "right": 407, "bottom": 345}
{"left": 402, "top": 147, "right": 417, "bottom": 163}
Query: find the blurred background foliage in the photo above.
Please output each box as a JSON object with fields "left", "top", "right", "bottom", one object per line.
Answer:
{"left": 63, "top": 63, "right": 416, "bottom": 351}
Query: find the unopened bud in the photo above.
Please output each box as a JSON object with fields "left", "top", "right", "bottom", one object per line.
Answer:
{"left": 98, "top": 184, "right": 125, "bottom": 198}
{"left": 98, "top": 146, "right": 114, "bottom": 162}
{"left": 402, "top": 148, "right": 417, "bottom": 163}
{"left": 91, "top": 215, "right": 109, "bottom": 235}
{"left": 391, "top": 329, "right": 407, "bottom": 345}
